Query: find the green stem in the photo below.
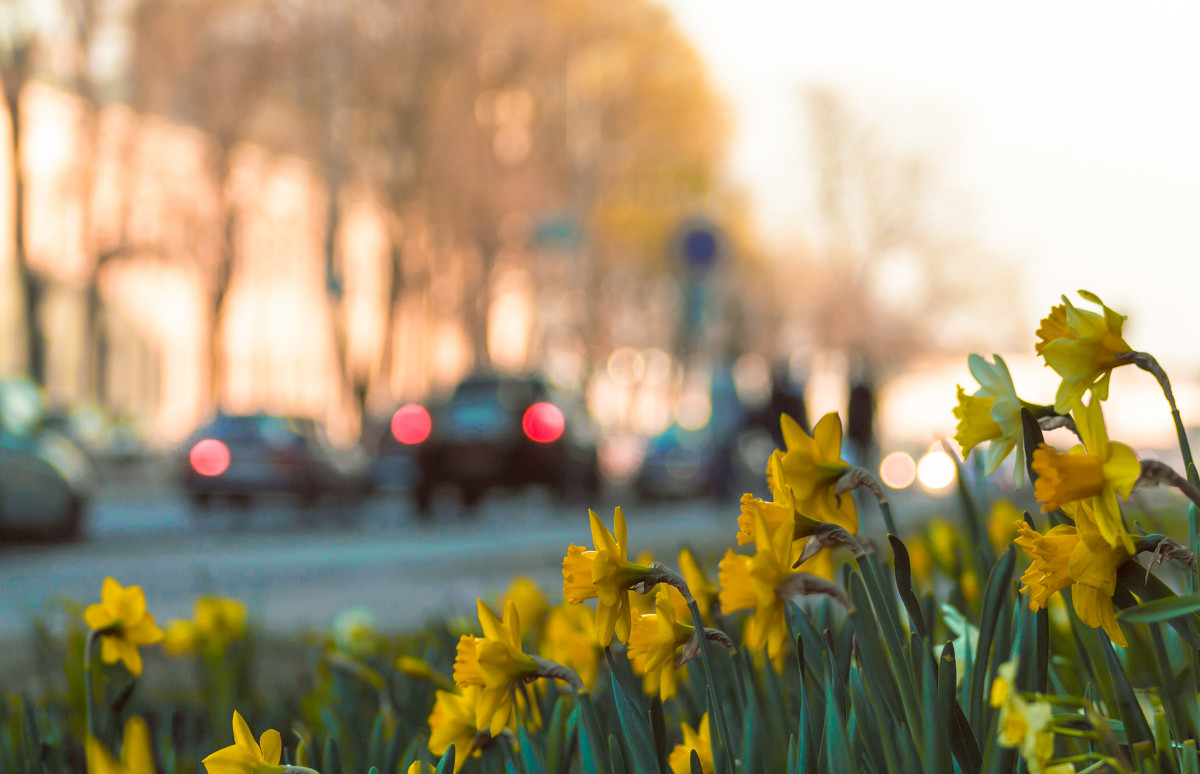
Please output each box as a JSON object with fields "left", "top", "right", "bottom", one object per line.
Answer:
{"left": 687, "top": 598, "right": 735, "bottom": 774}
{"left": 878, "top": 499, "right": 898, "bottom": 537}
{"left": 84, "top": 629, "right": 99, "bottom": 752}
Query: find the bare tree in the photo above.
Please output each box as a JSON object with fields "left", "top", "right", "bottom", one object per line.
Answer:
{"left": 0, "top": 1, "right": 40, "bottom": 382}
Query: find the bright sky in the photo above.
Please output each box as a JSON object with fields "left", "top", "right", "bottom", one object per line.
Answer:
{"left": 657, "top": 0, "right": 1200, "bottom": 369}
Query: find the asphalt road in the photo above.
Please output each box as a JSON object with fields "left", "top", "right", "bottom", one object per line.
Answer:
{"left": 0, "top": 470, "right": 1048, "bottom": 639}
{"left": 0, "top": 483, "right": 746, "bottom": 637}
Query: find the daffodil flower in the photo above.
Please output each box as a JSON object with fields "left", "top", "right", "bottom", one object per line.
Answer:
{"left": 1015, "top": 501, "right": 1132, "bottom": 646}
{"left": 87, "top": 716, "right": 155, "bottom": 774}
{"left": 677, "top": 548, "right": 718, "bottom": 622}
{"left": 953, "top": 353, "right": 1027, "bottom": 486}
{"left": 562, "top": 507, "right": 653, "bottom": 645}
{"left": 997, "top": 694, "right": 1056, "bottom": 771}
{"left": 202, "top": 711, "right": 316, "bottom": 774}
{"left": 1036, "top": 289, "right": 1132, "bottom": 414}
{"left": 668, "top": 714, "right": 714, "bottom": 774}
{"left": 778, "top": 412, "right": 858, "bottom": 534}
{"left": 627, "top": 586, "right": 693, "bottom": 700}
{"left": 718, "top": 505, "right": 801, "bottom": 666}
{"left": 194, "top": 596, "right": 248, "bottom": 648}
{"left": 500, "top": 576, "right": 550, "bottom": 637}
{"left": 428, "top": 685, "right": 482, "bottom": 774}
{"left": 1031, "top": 397, "right": 1139, "bottom": 553}
{"left": 453, "top": 599, "right": 540, "bottom": 737}
{"left": 539, "top": 603, "right": 601, "bottom": 690}
{"left": 736, "top": 450, "right": 827, "bottom": 545}
{"left": 84, "top": 577, "right": 165, "bottom": 676}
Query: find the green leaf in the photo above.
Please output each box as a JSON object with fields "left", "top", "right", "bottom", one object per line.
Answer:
{"left": 609, "top": 735, "right": 628, "bottom": 774}
{"left": 324, "top": 736, "right": 342, "bottom": 774}
{"left": 1098, "top": 629, "right": 1154, "bottom": 747}
{"left": 608, "top": 666, "right": 660, "bottom": 774}
{"left": 649, "top": 697, "right": 668, "bottom": 774}
{"left": 939, "top": 642, "right": 981, "bottom": 774}
{"left": 576, "top": 693, "right": 610, "bottom": 774}
{"left": 1118, "top": 590, "right": 1200, "bottom": 624}
{"left": 968, "top": 545, "right": 1016, "bottom": 729}
{"left": 889, "top": 535, "right": 928, "bottom": 639}
{"left": 517, "top": 717, "right": 550, "bottom": 774}
{"left": 433, "top": 744, "right": 456, "bottom": 774}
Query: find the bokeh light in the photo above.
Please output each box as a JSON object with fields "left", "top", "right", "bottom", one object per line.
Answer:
{"left": 522, "top": 402, "right": 565, "bottom": 443}
{"left": 879, "top": 451, "right": 916, "bottom": 489}
{"left": 916, "top": 446, "right": 956, "bottom": 492}
{"left": 190, "top": 438, "right": 231, "bottom": 477}
{"left": 391, "top": 404, "right": 432, "bottom": 445}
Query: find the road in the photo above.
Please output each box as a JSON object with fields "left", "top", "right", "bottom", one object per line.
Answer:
{"left": 1, "top": 483, "right": 744, "bottom": 637}
{"left": 0, "top": 471, "right": 1022, "bottom": 639}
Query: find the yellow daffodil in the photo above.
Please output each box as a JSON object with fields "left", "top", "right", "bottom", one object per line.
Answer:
{"left": 997, "top": 694, "right": 1056, "bottom": 773}
{"left": 162, "top": 619, "right": 198, "bottom": 657}
{"left": 84, "top": 577, "right": 165, "bottom": 676}
{"left": 165, "top": 596, "right": 248, "bottom": 657}
{"left": 989, "top": 660, "right": 1017, "bottom": 708}
{"left": 453, "top": 599, "right": 540, "bottom": 737}
{"left": 953, "top": 354, "right": 1027, "bottom": 485}
{"left": 718, "top": 506, "right": 801, "bottom": 666}
{"left": 630, "top": 551, "right": 659, "bottom": 616}
{"left": 678, "top": 548, "right": 717, "bottom": 622}
{"left": 540, "top": 603, "right": 601, "bottom": 690}
{"left": 562, "top": 507, "right": 653, "bottom": 645}
{"left": 428, "top": 686, "right": 482, "bottom": 774}
{"left": 1015, "top": 501, "right": 1132, "bottom": 646}
{"left": 87, "top": 716, "right": 155, "bottom": 774}
{"left": 407, "top": 763, "right": 434, "bottom": 774}
{"left": 1036, "top": 290, "right": 1132, "bottom": 414}
{"left": 777, "top": 412, "right": 858, "bottom": 534}
{"left": 627, "top": 586, "right": 693, "bottom": 700}
{"left": 202, "top": 711, "right": 313, "bottom": 774}
{"left": 500, "top": 576, "right": 549, "bottom": 638}
{"left": 736, "top": 451, "right": 825, "bottom": 546}
{"left": 1031, "top": 397, "right": 1139, "bottom": 553}
{"left": 987, "top": 498, "right": 1022, "bottom": 550}
{"left": 668, "top": 714, "right": 714, "bottom": 774}
{"left": 397, "top": 656, "right": 457, "bottom": 691}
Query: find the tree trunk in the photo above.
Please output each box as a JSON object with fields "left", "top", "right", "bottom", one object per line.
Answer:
{"left": 7, "top": 85, "right": 43, "bottom": 384}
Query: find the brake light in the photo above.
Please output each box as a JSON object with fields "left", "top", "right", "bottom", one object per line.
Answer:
{"left": 392, "top": 404, "right": 432, "bottom": 444}
{"left": 190, "top": 439, "right": 230, "bottom": 476}
{"left": 523, "top": 402, "right": 564, "bottom": 443}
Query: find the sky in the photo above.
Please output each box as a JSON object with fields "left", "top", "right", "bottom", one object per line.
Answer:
{"left": 655, "top": 0, "right": 1200, "bottom": 369}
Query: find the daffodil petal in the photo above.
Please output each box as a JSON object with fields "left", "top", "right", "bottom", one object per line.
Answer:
{"left": 259, "top": 729, "right": 282, "bottom": 765}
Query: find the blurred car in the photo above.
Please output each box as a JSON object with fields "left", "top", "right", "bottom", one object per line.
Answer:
{"left": 408, "top": 372, "right": 600, "bottom": 514}
{"left": 180, "top": 413, "right": 373, "bottom": 514}
{"left": 0, "top": 378, "right": 96, "bottom": 542}
{"left": 364, "top": 406, "right": 428, "bottom": 493}
{"left": 0, "top": 436, "right": 92, "bottom": 542}
{"left": 634, "top": 421, "right": 774, "bottom": 503}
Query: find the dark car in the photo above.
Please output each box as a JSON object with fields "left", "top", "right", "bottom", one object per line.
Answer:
{"left": 408, "top": 373, "right": 600, "bottom": 513}
{"left": 0, "top": 435, "right": 91, "bottom": 542}
{"left": 180, "top": 413, "right": 372, "bottom": 514}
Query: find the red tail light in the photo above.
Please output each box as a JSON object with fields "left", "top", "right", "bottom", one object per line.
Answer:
{"left": 523, "top": 402, "right": 564, "bottom": 443}
{"left": 190, "top": 439, "right": 230, "bottom": 476}
{"left": 391, "top": 404, "right": 432, "bottom": 444}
